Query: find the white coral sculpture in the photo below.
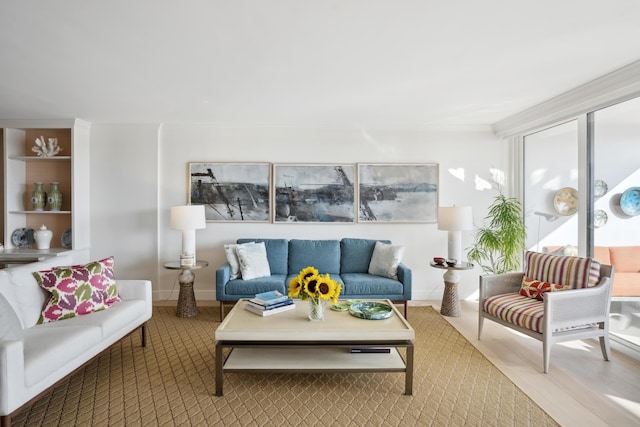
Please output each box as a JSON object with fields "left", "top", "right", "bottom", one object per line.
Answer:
{"left": 32, "top": 136, "right": 62, "bottom": 157}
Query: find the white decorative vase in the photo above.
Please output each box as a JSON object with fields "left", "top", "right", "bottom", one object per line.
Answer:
{"left": 34, "top": 225, "right": 53, "bottom": 250}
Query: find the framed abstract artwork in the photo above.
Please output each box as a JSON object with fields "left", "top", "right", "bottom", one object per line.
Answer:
{"left": 189, "top": 162, "right": 271, "bottom": 222}
{"left": 272, "top": 164, "right": 356, "bottom": 223}
{"left": 357, "top": 163, "right": 438, "bottom": 223}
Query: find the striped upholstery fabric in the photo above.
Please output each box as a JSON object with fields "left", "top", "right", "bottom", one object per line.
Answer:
{"left": 483, "top": 294, "right": 545, "bottom": 333}
{"left": 484, "top": 293, "right": 597, "bottom": 333}
{"left": 524, "top": 251, "right": 600, "bottom": 290}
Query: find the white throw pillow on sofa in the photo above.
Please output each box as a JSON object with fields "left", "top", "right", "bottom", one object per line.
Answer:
{"left": 236, "top": 242, "right": 271, "bottom": 280}
{"left": 224, "top": 244, "right": 242, "bottom": 279}
{"left": 368, "top": 241, "right": 405, "bottom": 279}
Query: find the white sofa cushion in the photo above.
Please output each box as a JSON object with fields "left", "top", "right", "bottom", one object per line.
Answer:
{"left": 0, "top": 292, "right": 22, "bottom": 341}
{"left": 368, "top": 241, "right": 405, "bottom": 279}
{"left": 68, "top": 299, "right": 148, "bottom": 338}
{"left": 7, "top": 255, "right": 74, "bottom": 329}
{"left": 23, "top": 324, "right": 102, "bottom": 387}
{"left": 236, "top": 242, "right": 271, "bottom": 280}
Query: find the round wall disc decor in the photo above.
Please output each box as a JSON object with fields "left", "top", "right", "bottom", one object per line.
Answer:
{"left": 553, "top": 187, "right": 578, "bottom": 216}
{"left": 620, "top": 187, "right": 640, "bottom": 216}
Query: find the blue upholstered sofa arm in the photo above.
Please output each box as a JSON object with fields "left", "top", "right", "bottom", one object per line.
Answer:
{"left": 215, "top": 263, "right": 232, "bottom": 300}
{"left": 397, "top": 263, "right": 412, "bottom": 301}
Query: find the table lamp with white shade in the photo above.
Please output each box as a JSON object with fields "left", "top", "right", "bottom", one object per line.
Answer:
{"left": 171, "top": 205, "right": 206, "bottom": 265}
{"left": 437, "top": 206, "right": 473, "bottom": 265}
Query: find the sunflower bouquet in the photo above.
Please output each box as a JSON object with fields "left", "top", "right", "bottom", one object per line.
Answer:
{"left": 288, "top": 266, "right": 341, "bottom": 305}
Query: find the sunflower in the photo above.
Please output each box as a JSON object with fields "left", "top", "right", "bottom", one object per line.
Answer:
{"left": 303, "top": 274, "right": 320, "bottom": 298}
{"left": 299, "top": 266, "right": 319, "bottom": 282}
{"left": 316, "top": 274, "right": 339, "bottom": 303}
{"left": 288, "top": 276, "right": 303, "bottom": 298}
{"left": 290, "top": 266, "right": 342, "bottom": 304}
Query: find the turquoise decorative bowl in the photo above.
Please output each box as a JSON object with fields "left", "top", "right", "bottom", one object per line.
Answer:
{"left": 349, "top": 302, "right": 393, "bottom": 320}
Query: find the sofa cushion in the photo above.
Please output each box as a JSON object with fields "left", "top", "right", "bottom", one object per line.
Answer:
{"left": 224, "top": 244, "right": 242, "bottom": 279}
{"left": 33, "top": 257, "right": 121, "bottom": 324}
{"left": 236, "top": 242, "right": 271, "bottom": 280}
{"left": 484, "top": 293, "right": 598, "bottom": 334}
{"left": 368, "top": 241, "right": 404, "bottom": 279}
{"left": 524, "top": 251, "right": 600, "bottom": 290}
{"left": 23, "top": 323, "right": 102, "bottom": 387}
{"left": 484, "top": 293, "right": 545, "bottom": 333}
{"left": 593, "top": 246, "right": 612, "bottom": 265}
{"left": 224, "top": 275, "right": 287, "bottom": 296}
{"left": 341, "top": 273, "right": 404, "bottom": 297}
{"left": 237, "top": 238, "right": 289, "bottom": 275}
{"left": 519, "top": 276, "right": 567, "bottom": 301}
{"left": 7, "top": 255, "right": 74, "bottom": 329}
{"left": 340, "top": 238, "right": 391, "bottom": 273}
{"left": 609, "top": 246, "right": 640, "bottom": 273}
{"left": 288, "top": 240, "right": 341, "bottom": 275}
{"left": 611, "top": 273, "right": 639, "bottom": 297}
{"left": 60, "top": 298, "right": 149, "bottom": 338}
{"left": 0, "top": 292, "right": 23, "bottom": 341}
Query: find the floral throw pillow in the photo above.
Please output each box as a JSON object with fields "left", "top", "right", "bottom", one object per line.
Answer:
{"left": 519, "top": 276, "right": 567, "bottom": 301}
{"left": 33, "top": 257, "right": 121, "bottom": 324}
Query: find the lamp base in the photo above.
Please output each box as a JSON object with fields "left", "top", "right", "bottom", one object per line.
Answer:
{"left": 447, "top": 230, "right": 462, "bottom": 265}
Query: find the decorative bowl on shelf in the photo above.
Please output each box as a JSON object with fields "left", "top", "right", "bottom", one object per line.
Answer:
{"left": 446, "top": 259, "right": 457, "bottom": 267}
{"left": 433, "top": 257, "right": 445, "bottom": 265}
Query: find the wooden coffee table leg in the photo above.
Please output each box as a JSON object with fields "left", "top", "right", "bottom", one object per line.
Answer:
{"left": 405, "top": 343, "right": 414, "bottom": 395}
{"left": 215, "top": 342, "right": 224, "bottom": 396}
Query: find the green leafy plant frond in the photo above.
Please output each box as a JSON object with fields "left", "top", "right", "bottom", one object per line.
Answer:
{"left": 467, "top": 192, "right": 527, "bottom": 275}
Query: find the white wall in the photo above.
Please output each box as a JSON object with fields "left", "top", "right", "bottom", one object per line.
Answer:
{"left": 90, "top": 124, "right": 160, "bottom": 285}
{"left": 90, "top": 124, "right": 506, "bottom": 302}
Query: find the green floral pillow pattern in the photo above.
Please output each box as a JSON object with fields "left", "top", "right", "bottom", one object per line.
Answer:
{"left": 33, "top": 257, "right": 120, "bottom": 324}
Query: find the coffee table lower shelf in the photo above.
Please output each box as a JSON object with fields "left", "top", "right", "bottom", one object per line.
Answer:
{"left": 215, "top": 342, "right": 413, "bottom": 396}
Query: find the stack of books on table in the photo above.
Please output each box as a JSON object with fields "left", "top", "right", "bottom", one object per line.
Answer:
{"left": 244, "top": 290, "right": 295, "bottom": 316}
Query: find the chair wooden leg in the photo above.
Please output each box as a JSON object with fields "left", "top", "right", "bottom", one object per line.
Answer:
{"left": 141, "top": 323, "right": 147, "bottom": 347}
{"left": 478, "top": 315, "right": 484, "bottom": 340}
{"left": 543, "top": 339, "right": 551, "bottom": 373}
{"left": 404, "top": 302, "right": 408, "bottom": 319}
{"left": 219, "top": 302, "right": 224, "bottom": 321}
{"left": 1, "top": 414, "right": 10, "bottom": 427}
{"left": 600, "top": 335, "right": 611, "bottom": 361}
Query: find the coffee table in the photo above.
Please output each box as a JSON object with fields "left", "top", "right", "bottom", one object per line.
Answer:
{"left": 214, "top": 299, "right": 415, "bottom": 396}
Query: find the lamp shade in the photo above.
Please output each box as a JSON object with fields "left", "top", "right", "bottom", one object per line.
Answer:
{"left": 438, "top": 206, "right": 473, "bottom": 231}
{"left": 171, "top": 205, "right": 206, "bottom": 230}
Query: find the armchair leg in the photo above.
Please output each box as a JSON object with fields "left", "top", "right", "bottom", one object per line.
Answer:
{"left": 219, "top": 302, "right": 225, "bottom": 321}
{"left": 478, "top": 316, "right": 484, "bottom": 340}
{"left": 543, "top": 340, "right": 551, "bottom": 374}
{"left": 599, "top": 335, "right": 611, "bottom": 361}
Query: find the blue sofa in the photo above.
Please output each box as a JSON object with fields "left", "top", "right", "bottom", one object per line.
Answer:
{"left": 216, "top": 238, "right": 412, "bottom": 320}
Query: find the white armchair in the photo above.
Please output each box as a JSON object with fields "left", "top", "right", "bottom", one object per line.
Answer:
{"left": 478, "top": 255, "right": 614, "bottom": 373}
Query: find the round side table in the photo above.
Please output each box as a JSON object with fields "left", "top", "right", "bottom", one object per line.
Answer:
{"left": 164, "top": 260, "right": 209, "bottom": 318}
{"left": 430, "top": 261, "right": 474, "bottom": 317}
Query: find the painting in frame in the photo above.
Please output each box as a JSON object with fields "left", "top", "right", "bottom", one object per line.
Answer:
{"left": 189, "top": 162, "right": 271, "bottom": 222}
{"left": 358, "top": 163, "right": 438, "bottom": 223}
{"left": 273, "top": 164, "right": 356, "bottom": 223}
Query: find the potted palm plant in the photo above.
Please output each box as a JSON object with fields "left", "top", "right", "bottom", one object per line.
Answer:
{"left": 467, "top": 189, "right": 527, "bottom": 274}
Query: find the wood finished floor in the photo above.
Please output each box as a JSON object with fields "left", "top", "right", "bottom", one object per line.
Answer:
{"left": 422, "top": 299, "right": 640, "bottom": 427}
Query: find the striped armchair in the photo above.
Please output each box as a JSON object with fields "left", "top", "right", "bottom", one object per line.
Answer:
{"left": 478, "top": 251, "right": 614, "bottom": 373}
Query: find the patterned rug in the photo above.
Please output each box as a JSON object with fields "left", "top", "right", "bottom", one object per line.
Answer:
{"left": 13, "top": 306, "right": 558, "bottom": 426}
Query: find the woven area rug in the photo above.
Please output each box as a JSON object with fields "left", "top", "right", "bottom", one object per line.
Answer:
{"left": 13, "top": 306, "right": 558, "bottom": 426}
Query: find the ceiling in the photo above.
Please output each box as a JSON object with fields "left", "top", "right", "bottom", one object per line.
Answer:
{"left": 1, "top": 1, "right": 640, "bottom": 128}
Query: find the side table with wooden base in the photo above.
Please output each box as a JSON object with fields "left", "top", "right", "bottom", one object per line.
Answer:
{"left": 429, "top": 261, "right": 474, "bottom": 317}
{"left": 164, "top": 260, "right": 209, "bottom": 318}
